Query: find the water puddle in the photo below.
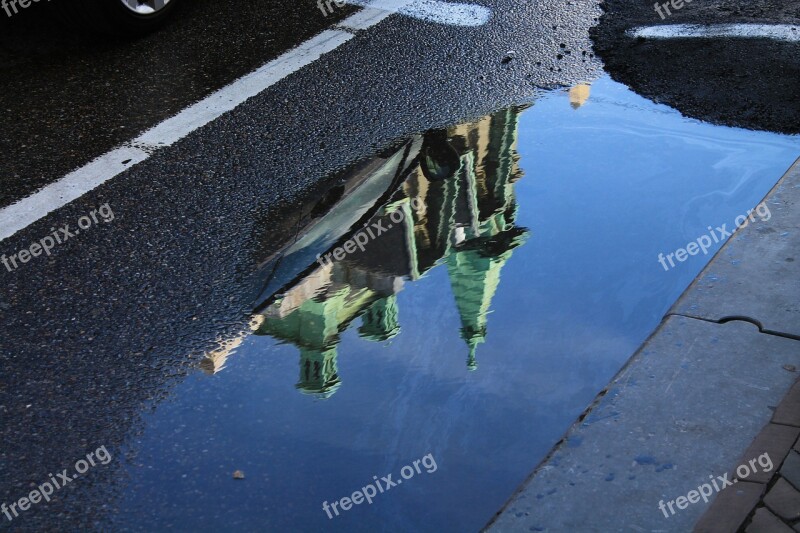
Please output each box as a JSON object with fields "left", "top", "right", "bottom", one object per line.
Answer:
{"left": 112, "top": 76, "right": 800, "bottom": 531}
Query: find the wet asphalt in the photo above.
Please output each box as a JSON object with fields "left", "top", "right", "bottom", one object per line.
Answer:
{"left": 0, "top": 0, "right": 360, "bottom": 208}
{"left": 0, "top": 0, "right": 602, "bottom": 529}
{"left": 1, "top": 0, "right": 798, "bottom": 528}
{"left": 592, "top": 0, "right": 800, "bottom": 134}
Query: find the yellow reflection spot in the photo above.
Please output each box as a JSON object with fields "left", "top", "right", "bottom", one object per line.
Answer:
{"left": 569, "top": 84, "right": 591, "bottom": 109}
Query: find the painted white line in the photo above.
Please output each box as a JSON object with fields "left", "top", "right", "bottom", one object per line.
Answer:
{"left": 135, "top": 29, "right": 354, "bottom": 148}
{"left": 0, "top": 147, "right": 149, "bottom": 241}
{"left": 628, "top": 23, "right": 800, "bottom": 42}
{"left": 0, "top": 29, "right": 354, "bottom": 243}
{"left": 0, "top": 0, "right": 491, "bottom": 243}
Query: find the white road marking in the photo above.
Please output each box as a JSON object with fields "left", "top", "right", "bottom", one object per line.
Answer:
{"left": 628, "top": 23, "right": 800, "bottom": 42}
{"left": 0, "top": 0, "right": 490, "bottom": 243}
{"left": 135, "top": 29, "right": 354, "bottom": 148}
{"left": 0, "top": 147, "right": 149, "bottom": 241}
{"left": 0, "top": 29, "right": 353, "bottom": 242}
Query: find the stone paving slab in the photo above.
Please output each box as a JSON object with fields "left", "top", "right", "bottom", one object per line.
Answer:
{"left": 670, "top": 158, "right": 800, "bottom": 338}
{"left": 765, "top": 478, "right": 800, "bottom": 522}
{"left": 486, "top": 316, "right": 800, "bottom": 532}
{"left": 746, "top": 507, "right": 793, "bottom": 533}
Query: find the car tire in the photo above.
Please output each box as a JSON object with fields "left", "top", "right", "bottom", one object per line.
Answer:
{"left": 63, "top": 0, "right": 181, "bottom": 36}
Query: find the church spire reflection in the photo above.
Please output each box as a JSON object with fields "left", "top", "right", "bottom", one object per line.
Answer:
{"left": 240, "top": 106, "right": 529, "bottom": 397}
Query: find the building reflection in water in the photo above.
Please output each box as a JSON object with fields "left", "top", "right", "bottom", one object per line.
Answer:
{"left": 201, "top": 106, "right": 529, "bottom": 398}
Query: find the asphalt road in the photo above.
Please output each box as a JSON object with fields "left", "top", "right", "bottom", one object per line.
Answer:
{"left": 0, "top": 0, "right": 360, "bottom": 208}
{"left": 0, "top": 0, "right": 602, "bottom": 529}
{"left": 1, "top": 0, "right": 798, "bottom": 529}
{"left": 592, "top": 0, "right": 800, "bottom": 133}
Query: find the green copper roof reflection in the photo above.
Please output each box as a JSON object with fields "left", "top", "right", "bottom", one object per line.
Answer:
{"left": 447, "top": 232, "right": 526, "bottom": 371}
{"left": 253, "top": 106, "right": 529, "bottom": 396}
{"left": 359, "top": 295, "right": 401, "bottom": 342}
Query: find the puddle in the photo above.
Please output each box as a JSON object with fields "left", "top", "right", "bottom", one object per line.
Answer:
{"left": 111, "top": 76, "right": 800, "bottom": 531}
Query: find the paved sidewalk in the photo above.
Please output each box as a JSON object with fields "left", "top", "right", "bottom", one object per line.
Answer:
{"left": 487, "top": 158, "right": 800, "bottom": 532}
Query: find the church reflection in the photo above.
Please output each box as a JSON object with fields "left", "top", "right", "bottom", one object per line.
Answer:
{"left": 202, "top": 106, "right": 529, "bottom": 398}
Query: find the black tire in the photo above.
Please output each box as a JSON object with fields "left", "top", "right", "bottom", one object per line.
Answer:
{"left": 60, "top": 0, "right": 181, "bottom": 36}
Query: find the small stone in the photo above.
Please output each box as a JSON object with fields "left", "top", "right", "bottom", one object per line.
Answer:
{"left": 501, "top": 50, "right": 516, "bottom": 64}
{"left": 233, "top": 470, "right": 245, "bottom": 480}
